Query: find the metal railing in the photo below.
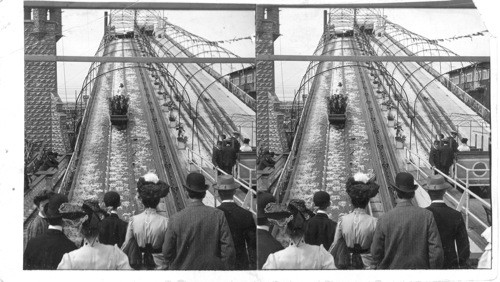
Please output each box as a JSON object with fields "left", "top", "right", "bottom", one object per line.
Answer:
{"left": 186, "top": 147, "right": 256, "bottom": 216}
{"left": 404, "top": 148, "right": 491, "bottom": 230}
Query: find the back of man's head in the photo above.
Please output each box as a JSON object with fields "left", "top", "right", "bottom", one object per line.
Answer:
{"left": 427, "top": 189, "right": 446, "bottom": 201}
{"left": 187, "top": 189, "right": 206, "bottom": 200}
{"left": 395, "top": 189, "right": 415, "bottom": 200}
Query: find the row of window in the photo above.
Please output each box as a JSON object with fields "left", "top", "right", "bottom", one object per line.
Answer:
{"left": 450, "top": 68, "right": 489, "bottom": 85}
{"left": 24, "top": 8, "right": 56, "bottom": 21}
{"left": 231, "top": 73, "right": 255, "bottom": 86}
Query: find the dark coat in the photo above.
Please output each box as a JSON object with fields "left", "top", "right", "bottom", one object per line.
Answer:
{"left": 221, "top": 146, "right": 238, "bottom": 169}
{"left": 426, "top": 202, "right": 470, "bottom": 269}
{"left": 99, "top": 213, "right": 128, "bottom": 248}
{"left": 24, "top": 229, "right": 77, "bottom": 270}
{"left": 429, "top": 146, "right": 440, "bottom": 167}
{"left": 212, "top": 146, "right": 222, "bottom": 167}
{"left": 25, "top": 215, "right": 49, "bottom": 247}
{"left": 217, "top": 202, "right": 257, "bottom": 270}
{"left": 257, "top": 228, "right": 284, "bottom": 270}
{"left": 371, "top": 200, "right": 444, "bottom": 269}
{"left": 162, "top": 201, "right": 235, "bottom": 270}
{"left": 304, "top": 213, "right": 337, "bottom": 250}
{"left": 438, "top": 145, "right": 455, "bottom": 174}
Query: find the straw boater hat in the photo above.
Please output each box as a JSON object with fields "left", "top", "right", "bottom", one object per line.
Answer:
{"left": 346, "top": 172, "right": 380, "bottom": 200}
{"left": 137, "top": 172, "right": 170, "bottom": 200}
{"left": 424, "top": 175, "right": 452, "bottom": 191}
{"left": 214, "top": 175, "right": 239, "bottom": 191}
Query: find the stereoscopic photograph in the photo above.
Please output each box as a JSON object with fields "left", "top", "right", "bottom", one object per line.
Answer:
{"left": 0, "top": 0, "right": 496, "bottom": 280}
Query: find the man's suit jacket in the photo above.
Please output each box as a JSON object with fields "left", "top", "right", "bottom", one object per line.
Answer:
{"left": 427, "top": 202, "right": 470, "bottom": 269}
{"left": 99, "top": 213, "right": 128, "bottom": 248}
{"left": 371, "top": 200, "right": 444, "bottom": 269}
{"left": 304, "top": 213, "right": 337, "bottom": 250}
{"left": 24, "top": 229, "right": 77, "bottom": 269}
{"left": 25, "top": 214, "right": 49, "bottom": 247}
{"left": 162, "top": 201, "right": 235, "bottom": 270}
{"left": 257, "top": 228, "right": 284, "bottom": 269}
{"left": 429, "top": 146, "right": 440, "bottom": 167}
{"left": 217, "top": 201, "right": 256, "bottom": 270}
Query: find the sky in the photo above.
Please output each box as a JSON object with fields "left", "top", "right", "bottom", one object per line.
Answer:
{"left": 53, "top": 4, "right": 494, "bottom": 103}
{"left": 274, "top": 7, "right": 491, "bottom": 100}
{"left": 0, "top": 1, "right": 499, "bottom": 281}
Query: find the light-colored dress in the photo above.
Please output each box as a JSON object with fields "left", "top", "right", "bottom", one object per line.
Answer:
{"left": 263, "top": 239, "right": 335, "bottom": 270}
{"left": 57, "top": 241, "right": 131, "bottom": 270}
{"left": 122, "top": 208, "right": 169, "bottom": 269}
{"left": 330, "top": 208, "right": 378, "bottom": 269}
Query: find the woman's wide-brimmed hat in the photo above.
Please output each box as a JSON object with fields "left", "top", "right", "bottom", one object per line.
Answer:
{"left": 137, "top": 172, "right": 170, "bottom": 199}
{"left": 214, "top": 175, "right": 239, "bottom": 191}
{"left": 59, "top": 199, "right": 108, "bottom": 235}
{"left": 425, "top": 174, "right": 452, "bottom": 191}
{"left": 346, "top": 172, "right": 380, "bottom": 200}
{"left": 264, "top": 199, "right": 313, "bottom": 231}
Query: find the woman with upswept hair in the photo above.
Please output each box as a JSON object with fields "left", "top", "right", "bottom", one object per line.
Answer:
{"left": 121, "top": 172, "right": 170, "bottom": 270}
{"left": 329, "top": 172, "right": 380, "bottom": 269}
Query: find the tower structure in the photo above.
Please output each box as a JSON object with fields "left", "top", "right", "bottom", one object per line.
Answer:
{"left": 25, "top": 6, "right": 69, "bottom": 154}
{"left": 255, "top": 6, "right": 288, "bottom": 154}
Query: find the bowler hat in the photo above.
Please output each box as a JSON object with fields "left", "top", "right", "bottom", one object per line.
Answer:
{"left": 214, "top": 175, "right": 239, "bottom": 190}
{"left": 44, "top": 193, "right": 69, "bottom": 219}
{"left": 425, "top": 175, "right": 452, "bottom": 191}
{"left": 103, "top": 191, "right": 121, "bottom": 208}
{"left": 137, "top": 173, "right": 170, "bottom": 200}
{"left": 185, "top": 172, "right": 208, "bottom": 192}
{"left": 257, "top": 191, "right": 276, "bottom": 219}
{"left": 313, "top": 191, "right": 330, "bottom": 207}
{"left": 393, "top": 172, "right": 418, "bottom": 192}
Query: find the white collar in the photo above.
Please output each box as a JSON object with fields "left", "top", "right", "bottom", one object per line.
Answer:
{"left": 48, "top": 225, "right": 63, "bottom": 231}
{"left": 257, "top": 225, "right": 270, "bottom": 231}
{"left": 316, "top": 210, "right": 327, "bottom": 214}
{"left": 221, "top": 199, "right": 235, "bottom": 203}
{"left": 38, "top": 210, "right": 46, "bottom": 218}
{"left": 431, "top": 200, "right": 445, "bottom": 204}
{"left": 110, "top": 210, "right": 118, "bottom": 214}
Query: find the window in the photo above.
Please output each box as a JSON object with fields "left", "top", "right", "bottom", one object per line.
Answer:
{"left": 234, "top": 77, "right": 240, "bottom": 86}
{"left": 466, "top": 72, "right": 472, "bottom": 82}
{"left": 246, "top": 73, "right": 253, "bottom": 84}
{"left": 482, "top": 69, "right": 489, "bottom": 80}
{"left": 24, "top": 8, "right": 32, "bottom": 20}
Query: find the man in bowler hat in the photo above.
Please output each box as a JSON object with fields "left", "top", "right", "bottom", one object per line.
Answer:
{"left": 256, "top": 191, "right": 283, "bottom": 269}
{"left": 304, "top": 191, "right": 337, "bottom": 250}
{"left": 163, "top": 172, "right": 235, "bottom": 270}
{"left": 425, "top": 175, "right": 470, "bottom": 269}
{"left": 215, "top": 175, "right": 256, "bottom": 270}
{"left": 99, "top": 191, "right": 128, "bottom": 248}
{"left": 24, "top": 193, "right": 77, "bottom": 269}
{"left": 371, "top": 172, "right": 443, "bottom": 269}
